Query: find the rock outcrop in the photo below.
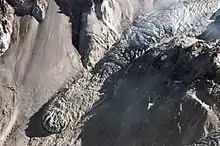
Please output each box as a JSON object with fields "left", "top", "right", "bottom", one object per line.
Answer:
{"left": 124, "top": 39, "right": 220, "bottom": 145}
{"left": 7, "top": 0, "right": 49, "bottom": 21}
{"left": 5, "top": 0, "right": 49, "bottom": 21}
{"left": 32, "top": 0, "right": 49, "bottom": 21}
{"left": 1, "top": 0, "right": 220, "bottom": 146}
{"left": 40, "top": 37, "right": 220, "bottom": 146}
{"left": 187, "top": 131, "right": 220, "bottom": 145}
{"left": 0, "top": 0, "right": 49, "bottom": 56}
{"left": 41, "top": 88, "right": 71, "bottom": 133}
{"left": 78, "top": 0, "right": 220, "bottom": 68}
{"left": 0, "top": 0, "right": 14, "bottom": 56}
{"left": 79, "top": 0, "right": 123, "bottom": 67}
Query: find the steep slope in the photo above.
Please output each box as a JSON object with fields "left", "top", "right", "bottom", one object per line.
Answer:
{"left": 0, "top": 0, "right": 82, "bottom": 145}
{"left": 1, "top": 0, "right": 220, "bottom": 146}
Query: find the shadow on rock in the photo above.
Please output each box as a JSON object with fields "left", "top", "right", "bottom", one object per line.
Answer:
{"left": 25, "top": 103, "right": 51, "bottom": 138}
{"left": 25, "top": 87, "right": 68, "bottom": 138}
{"left": 54, "top": 0, "right": 81, "bottom": 52}
{"left": 54, "top": 0, "right": 105, "bottom": 66}
{"left": 80, "top": 73, "right": 156, "bottom": 146}
{"left": 197, "top": 8, "right": 220, "bottom": 41}
{"left": 79, "top": 64, "right": 184, "bottom": 145}
{"left": 79, "top": 41, "right": 220, "bottom": 146}
{"left": 79, "top": 45, "right": 185, "bottom": 146}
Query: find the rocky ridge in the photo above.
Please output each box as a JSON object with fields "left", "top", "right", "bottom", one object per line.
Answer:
{"left": 1, "top": 0, "right": 220, "bottom": 146}
{"left": 40, "top": 37, "right": 220, "bottom": 145}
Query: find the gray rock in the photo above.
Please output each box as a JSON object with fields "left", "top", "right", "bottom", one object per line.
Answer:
{"left": 6, "top": 0, "right": 33, "bottom": 14}
{"left": 0, "top": 0, "right": 14, "bottom": 56}
{"left": 198, "top": 15, "right": 220, "bottom": 41}
{"left": 41, "top": 89, "right": 71, "bottom": 133}
{"left": 6, "top": 0, "right": 49, "bottom": 21}
{"left": 79, "top": 0, "right": 154, "bottom": 68}
{"left": 32, "top": 0, "right": 49, "bottom": 22}
{"left": 2, "top": 0, "right": 220, "bottom": 145}
{"left": 39, "top": 0, "right": 220, "bottom": 142}
{"left": 78, "top": 0, "right": 220, "bottom": 68}
{"left": 186, "top": 131, "right": 220, "bottom": 146}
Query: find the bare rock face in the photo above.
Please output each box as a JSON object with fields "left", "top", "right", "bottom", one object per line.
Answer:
{"left": 6, "top": 0, "right": 33, "bottom": 14}
{"left": 79, "top": 0, "right": 154, "bottom": 68}
{"left": 0, "top": 0, "right": 49, "bottom": 56}
{"left": 37, "top": 1, "right": 220, "bottom": 146}
{"left": 79, "top": 0, "right": 122, "bottom": 67}
{"left": 0, "top": 0, "right": 14, "bottom": 56}
{"left": 2, "top": 0, "right": 220, "bottom": 146}
{"left": 187, "top": 131, "right": 220, "bottom": 145}
{"left": 32, "top": 0, "right": 49, "bottom": 21}
{"left": 79, "top": 0, "right": 220, "bottom": 68}
{"left": 41, "top": 88, "right": 71, "bottom": 133}
{"left": 7, "top": 0, "right": 49, "bottom": 21}
{"left": 124, "top": 39, "right": 220, "bottom": 145}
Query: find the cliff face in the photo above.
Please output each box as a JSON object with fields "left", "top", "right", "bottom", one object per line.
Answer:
{"left": 0, "top": 0, "right": 14, "bottom": 56}
{"left": 1, "top": 0, "right": 220, "bottom": 146}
